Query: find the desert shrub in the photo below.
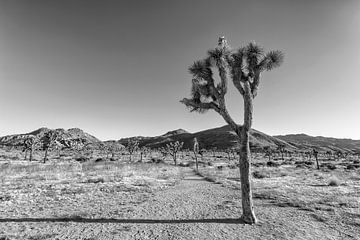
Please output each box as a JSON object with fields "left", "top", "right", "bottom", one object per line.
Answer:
{"left": 75, "top": 156, "right": 90, "bottom": 163}
{"left": 95, "top": 157, "right": 106, "bottom": 162}
{"left": 328, "top": 176, "right": 341, "bottom": 186}
{"left": 346, "top": 164, "right": 360, "bottom": 170}
{"left": 326, "top": 164, "right": 336, "bottom": 170}
{"left": 353, "top": 160, "right": 360, "bottom": 164}
{"left": 228, "top": 164, "right": 237, "bottom": 169}
{"left": 295, "top": 161, "right": 313, "bottom": 165}
{"left": 252, "top": 171, "right": 269, "bottom": 179}
{"left": 151, "top": 157, "right": 165, "bottom": 164}
{"left": 0, "top": 195, "right": 11, "bottom": 202}
{"left": 179, "top": 162, "right": 191, "bottom": 167}
{"left": 266, "top": 161, "right": 280, "bottom": 167}
{"left": 86, "top": 177, "right": 105, "bottom": 184}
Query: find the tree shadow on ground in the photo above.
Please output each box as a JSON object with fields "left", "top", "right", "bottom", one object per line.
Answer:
{"left": 0, "top": 217, "right": 244, "bottom": 224}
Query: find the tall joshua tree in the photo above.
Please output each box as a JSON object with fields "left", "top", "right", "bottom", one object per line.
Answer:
{"left": 181, "top": 37, "right": 283, "bottom": 224}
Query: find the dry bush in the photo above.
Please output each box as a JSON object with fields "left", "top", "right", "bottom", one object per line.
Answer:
{"left": 328, "top": 176, "right": 341, "bottom": 186}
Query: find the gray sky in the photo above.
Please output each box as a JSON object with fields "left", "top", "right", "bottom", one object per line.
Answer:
{"left": 0, "top": 0, "right": 359, "bottom": 140}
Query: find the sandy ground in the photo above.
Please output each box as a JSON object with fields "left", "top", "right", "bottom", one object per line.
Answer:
{"left": 1, "top": 162, "right": 359, "bottom": 240}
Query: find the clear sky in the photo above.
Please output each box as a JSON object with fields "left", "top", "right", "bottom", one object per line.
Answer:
{"left": 0, "top": 0, "right": 359, "bottom": 140}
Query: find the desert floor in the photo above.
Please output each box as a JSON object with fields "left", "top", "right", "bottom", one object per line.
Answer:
{"left": 0, "top": 150, "right": 359, "bottom": 240}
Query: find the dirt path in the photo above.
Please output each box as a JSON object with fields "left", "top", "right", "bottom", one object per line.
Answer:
{"left": 118, "top": 169, "right": 356, "bottom": 240}
{"left": 1, "top": 168, "right": 358, "bottom": 240}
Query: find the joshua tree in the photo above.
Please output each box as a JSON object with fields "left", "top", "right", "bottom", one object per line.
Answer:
{"left": 193, "top": 138, "right": 200, "bottom": 172}
{"left": 312, "top": 148, "right": 319, "bottom": 169}
{"left": 210, "top": 147, "right": 217, "bottom": 157}
{"left": 277, "top": 144, "right": 286, "bottom": 160}
{"left": 165, "top": 141, "right": 184, "bottom": 166}
{"left": 126, "top": 139, "right": 139, "bottom": 161}
{"left": 41, "top": 131, "right": 59, "bottom": 163}
{"left": 181, "top": 37, "right": 283, "bottom": 224}
{"left": 139, "top": 146, "right": 151, "bottom": 162}
{"left": 23, "top": 136, "right": 39, "bottom": 162}
{"left": 263, "top": 146, "right": 272, "bottom": 161}
{"left": 225, "top": 148, "right": 234, "bottom": 161}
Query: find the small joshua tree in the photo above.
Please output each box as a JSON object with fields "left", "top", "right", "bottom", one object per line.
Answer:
{"left": 181, "top": 37, "right": 283, "bottom": 224}
{"left": 263, "top": 146, "right": 272, "bottom": 161}
{"left": 139, "top": 146, "right": 151, "bottom": 162}
{"left": 23, "top": 136, "right": 40, "bottom": 162}
{"left": 126, "top": 139, "right": 139, "bottom": 161}
{"left": 193, "top": 138, "right": 200, "bottom": 172}
{"left": 41, "top": 131, "right": 60, "bottom": 163}
{"left": 210, "top": 147, "right": 217, "bottom": 157}
{"left": 277, "top": 144, "right": 286, "bottom": 160}
{"left": 312, "top": 148, "right": 319, "bottom": 170}
{"left": 165, "top": 141, "right": 184, "bottom": 166}
{"left": 225, "top": 148, "right": 233, "bottom": 161}
{"left": 105, "top": 142, "right": 124, "bottom": 160}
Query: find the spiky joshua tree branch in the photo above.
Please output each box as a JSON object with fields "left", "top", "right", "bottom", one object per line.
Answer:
{"left": 180, "top": 37, "right": 284, "bottom": 224}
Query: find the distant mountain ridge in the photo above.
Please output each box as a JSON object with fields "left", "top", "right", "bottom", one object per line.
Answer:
{"left": 118, "top": 125, "right": 292, "bottom": 150}
{"left": 0, "top": 127, "right": 100, "bottom": 147}
{"left": 1, "top": 126, "right": 359, "bottom": 153}
{"left": 275, "top": 134, "right": 360, "bottom": 153}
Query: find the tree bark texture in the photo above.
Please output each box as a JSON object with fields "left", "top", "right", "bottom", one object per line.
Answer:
{"left": 238, "top": 82, "right": 257, "bottom": 224}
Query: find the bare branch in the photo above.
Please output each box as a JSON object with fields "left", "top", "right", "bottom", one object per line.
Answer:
{"left": 232, "top": 77, "right": 245, "bottom": 96}
{"left": 180, "top": 98, "right": 220, "bottom": 113}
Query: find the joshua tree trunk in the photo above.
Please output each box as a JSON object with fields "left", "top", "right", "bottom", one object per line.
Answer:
{"left": 238, "top": 82, "right": 257, "bottom": 223}
{"left": 44, "top": 148, "right": 48, "bottom": 163}
{"left": 194, "top": 152, "right": 198, "bottom": 172}
{"left": 174, "top": 153, "right": 177, "bottom": 166}
{"left": 24, "top": 151, "right": 28, "bottom": 161}
{"left": 29, "top": 148, "right": 33, "bottom": 162}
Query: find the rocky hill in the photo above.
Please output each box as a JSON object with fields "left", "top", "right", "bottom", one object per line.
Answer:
{"left": 274, "top": 134, "right": 360, "bottom": 153}
{"left": 118, "top": 125, "right": 291, "bottom": 151}
{"left": 1, "top": 126, "right": 359, "bottom": 153}
{"left": 0, "top": 127, "right": 100, "bottom": 147}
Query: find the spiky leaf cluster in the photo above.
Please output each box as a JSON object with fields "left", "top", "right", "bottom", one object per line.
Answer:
{"left": 181, "top": 38, "right": 284, "bottom": 113}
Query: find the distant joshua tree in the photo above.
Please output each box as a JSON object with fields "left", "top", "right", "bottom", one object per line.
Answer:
{"left": 210, "top": 147, "right": 217, "bottom": 157}
{"left": 23, "top": 136, "right": 39, "bottom": 162}
{"left": 263, "top": 146, "right": 273, "bottom": 161}
{"left": 225, "top": 148, "right": 233, "bottom": 160}
{"left": 139, "top": 146, "right": 151, "bottom": 162}
{"left": 41, "top": 131, "right": 60, "bottom": 163}
{"left": 181, "top": 37, "right": 284, "bottom": 224}
{"left": 193, "top": 138, "right": 200, "bottom": 172}
{"left": 312, "top": 149, "right": 319, "bottom": 169}
{"left": 126, "top": 139, "right": 139, "bottom": 161}
{"left": 165, "top": 141, "right": 184, "bottom": 166}
{"left": 277, "top": 144, "right": 286, "bottom": 160}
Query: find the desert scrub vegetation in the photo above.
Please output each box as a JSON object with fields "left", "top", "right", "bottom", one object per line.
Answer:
{"left": 194, "top": 162, "right": 359, "bottom": 216}
{"left": 0, "top": 160, "right": 185, "bottom": 220}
